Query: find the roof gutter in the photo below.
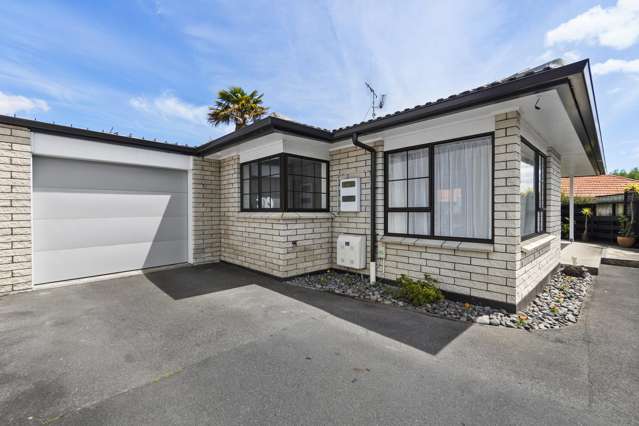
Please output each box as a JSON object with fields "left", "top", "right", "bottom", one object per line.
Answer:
{"left": 351, "top": 133, "right": 377, "bottom": 282}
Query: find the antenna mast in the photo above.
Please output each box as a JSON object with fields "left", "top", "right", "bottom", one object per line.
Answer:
{"left": 364, "top": 82, "right": 386, "bottom": 119}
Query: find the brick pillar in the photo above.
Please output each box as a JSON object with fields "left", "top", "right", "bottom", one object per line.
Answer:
{"left": 493, "top": 112, "right": 521, "bottom": 305}
{"left": 192, "top": 157, "right": 221, "bottom": 264}
{"left": 0, "top": 124, "right": 32, "bottom": 294}
{"left": 545, "top": 148, "right": 562, "bottom": 237}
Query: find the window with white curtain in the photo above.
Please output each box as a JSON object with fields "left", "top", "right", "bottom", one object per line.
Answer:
{"left": 520, "top": 139, "right": 546, "bottom": 239}
{"left": 385, "top": 134, "right": 493, "bottom": 241}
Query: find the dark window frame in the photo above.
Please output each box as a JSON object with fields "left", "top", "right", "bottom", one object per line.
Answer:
{"left": 521, "top": 138, "right": 547, "bottom": 241}
{"left": 384, "top": 132, "right": 495, "bottom": 244}
{"left": 240, "top": 153, "right": 329, "bottom": 212}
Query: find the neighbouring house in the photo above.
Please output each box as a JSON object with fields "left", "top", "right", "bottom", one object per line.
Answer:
{"left": 0, "top": 59, "right": 605, "bottom": 312}
{"left": 560, "top": 175, "right": 638, "bottom": 216}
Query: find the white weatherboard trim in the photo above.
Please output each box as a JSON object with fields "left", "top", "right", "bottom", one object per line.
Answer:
{"left": 32, "top": 132, "right": 192, "bottom": 170}
{"left": 187, "top": 157, "right": 194, "bottom": 263}
{"left": 35, "top": 263, "right": 190, "bottom": 290}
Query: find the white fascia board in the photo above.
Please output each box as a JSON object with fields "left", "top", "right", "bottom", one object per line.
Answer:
{"left": 210, "top": 132, "right": 331, "bottom": 162}
{"left": 283, "top": 135, "right": 330, "bottom": 160}
{"left": 329, "top": 99, "right": 525, "bottom": 152}
{"left": 32, "top": 132, "right": 192, "bottom": 170}
{"left": 207, "top": 133, "right": 283, "bottom": 161}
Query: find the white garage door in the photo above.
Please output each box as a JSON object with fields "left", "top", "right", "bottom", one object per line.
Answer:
{"left": 33, "top": 156, "right": 188, "bottom": 284}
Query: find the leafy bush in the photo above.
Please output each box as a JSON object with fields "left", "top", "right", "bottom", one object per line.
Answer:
{"left": 395, "top": 274, "right": 443, "bottom": 306}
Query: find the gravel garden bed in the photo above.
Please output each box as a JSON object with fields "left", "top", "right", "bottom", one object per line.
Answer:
{"left": 286, "top": 267, "right": 593, "bottom": 331}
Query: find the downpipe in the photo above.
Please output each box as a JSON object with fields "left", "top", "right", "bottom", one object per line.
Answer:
{"left": 351, "top": 133, "right": 377, "bottom": 284}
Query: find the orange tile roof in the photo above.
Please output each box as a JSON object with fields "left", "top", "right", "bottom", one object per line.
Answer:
{"left": 560, "top": 175, "right": 639, "bottom": 197}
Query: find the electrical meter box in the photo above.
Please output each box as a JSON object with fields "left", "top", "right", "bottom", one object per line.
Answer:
{"left": 339, "top": 178, "right": 360, "bottom": 212}
{"left": 336, "top": 234, "right": 366, "bottom": 269}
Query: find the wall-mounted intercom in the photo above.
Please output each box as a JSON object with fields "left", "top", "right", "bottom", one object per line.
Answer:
{"left": 339, "top": 178, "right": 360, "bottom": 212}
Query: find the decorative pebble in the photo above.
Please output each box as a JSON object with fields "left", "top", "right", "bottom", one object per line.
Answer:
{"left": 286, "top": 267, "right": 592, "bottom": 332}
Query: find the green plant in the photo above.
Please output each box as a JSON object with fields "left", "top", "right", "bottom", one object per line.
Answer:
{"left": 515, "top": 314, "right": 528, "bottom": 327}
{"left": 581, "top": 207, "right": 593, "bottom": 241}
{"left": 395, "top": 274, "right": 443, "bottom": 306}
{"left": 613, "top": 167, "right": 639, "bottom": 180}
{"left": 618, "top": 215, "right": 635, "bottom": 238}
{"left": 561, "top": 222, "right": 570, "bottom": 238}
{"left": 208, "top": 86, "right": 269, "bottom": 130}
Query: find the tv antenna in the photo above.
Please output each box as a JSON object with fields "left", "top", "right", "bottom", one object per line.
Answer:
{"left": 364, "top": 82, "right": 386, "bottom": 119}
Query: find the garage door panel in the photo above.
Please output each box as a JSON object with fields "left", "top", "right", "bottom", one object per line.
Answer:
{"left": 34, "top": 216, "right": 187, "bottom": 251}
{"left": 33, "top": 156, "right": 189, "bottom": 284}
{"left": 34, "top": 157, "right": 187, "bottom": 193}
{"left": 34, "top": 191, "right": 187, "bottom": 220}
{"left": 33, "top": 240, "right": 187, "bottom": 284}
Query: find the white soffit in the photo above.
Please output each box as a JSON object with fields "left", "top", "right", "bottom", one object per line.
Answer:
{"left": 209, "top": 132, "right": 330, "bottom": 162}
{"left": 207, "top": 133, "right": 282, "bottom": 161}
{"left": 519, "top": 89, "right": 595, "bottom": 177}
{"left": 329, "top": 99, "right": 524, "bottom": 151}
{"left": 32, "top": 132, "right": 192, "bottom": 170}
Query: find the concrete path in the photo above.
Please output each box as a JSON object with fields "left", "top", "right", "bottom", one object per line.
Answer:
{"left": 1, "top": 263, "right": 638, "bottom": 425}
{"left": 602, "top": 245, "right": 639, "bottom": 268}
{"left": 560, "top": 241, "right": 603, "bottom": 273}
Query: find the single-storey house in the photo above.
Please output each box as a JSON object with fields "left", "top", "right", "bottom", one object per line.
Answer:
{"left": 560, "top": 175, "right": 638, "bottom": 216}
{"left": 0, "top": 59, "right": 605, "bottom": 312}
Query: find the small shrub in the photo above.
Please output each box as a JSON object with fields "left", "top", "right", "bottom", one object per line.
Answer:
{"left": 395, "top": 274, "right": 443, "bottom": 306}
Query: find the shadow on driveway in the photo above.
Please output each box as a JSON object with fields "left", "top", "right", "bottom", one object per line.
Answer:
{"left": 144, "top": 262, "right": 472, "bottom": 356}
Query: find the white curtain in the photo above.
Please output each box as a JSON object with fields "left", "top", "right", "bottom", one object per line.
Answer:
{"left": 434, "top": 136, "right": 492, "bottom": 239}
{"left": 387, "top": 148, "right": 430, "bottom": 235}
{"left": 520, "top": 144, "right": 536, "bottom": 236}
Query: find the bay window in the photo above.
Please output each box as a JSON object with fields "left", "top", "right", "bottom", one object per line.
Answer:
{"left": 241, "top": 154, "right": 328, "bottom": 212}
{"left": 385, "top": 134, "right": 493, "bottom": 241}
{"left": 520, "top": 139, "right": 546, "bottom": 239}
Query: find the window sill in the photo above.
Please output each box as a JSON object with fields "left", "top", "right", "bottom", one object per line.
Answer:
{"left": 380, "top": 235, "right": 494, "bottom": 252}
{"left": 238, "top": 212, "right": 334, "bottom": 220}
{"left": 521, "top": 233, "right": 556, "bottom": 254}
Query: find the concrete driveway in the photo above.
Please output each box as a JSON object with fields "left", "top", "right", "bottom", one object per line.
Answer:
{"left": 1, "top": 263, "right": 638, "bottom": 425}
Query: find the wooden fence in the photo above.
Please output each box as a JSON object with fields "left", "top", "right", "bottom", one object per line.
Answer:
{"left": 559, "top": 190, "right": 638, "bottom": 243}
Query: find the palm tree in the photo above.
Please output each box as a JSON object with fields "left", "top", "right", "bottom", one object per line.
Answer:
{"left": 208, "top": 87, "right": 268, "bottom": 131}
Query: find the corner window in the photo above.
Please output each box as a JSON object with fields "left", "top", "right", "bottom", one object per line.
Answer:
{"left": 385, "top": 134, "right": 493, "bottom": 241}
{"left": 241, "top": 154, "right": 327, "bottom": 211}
{"left": 521, "top": 139, "right": 546, "bottom": 239}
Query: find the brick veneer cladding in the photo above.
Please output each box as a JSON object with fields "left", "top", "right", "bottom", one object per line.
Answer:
{"left": 0, "top": 124, "right": 32, "bottom": 294}
{"left": 192, "top": 157, "right": 221, "bottom": 264}
{"left": 515, "top": 148, "right": 562, "bottom": 303}
{"left": 219, "top": 155, "right": 333, "bottom": 278}
{"left": 369, "top": 114, "right": 522, "bottom": 304}
{"left": 329, "top": 142, "right": 384, "bottom": 272}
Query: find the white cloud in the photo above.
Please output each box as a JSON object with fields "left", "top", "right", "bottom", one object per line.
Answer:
{"left": 592, "top": 58, "right": 639, "bottom": 75}
{"left": 129, "top": 93, "right": 208, "bottom": 124}
{"left": 546, "top": 0, "right": 639, "bottom": 50}
{"left": 0, "top": 91, "right": 49, "bottom": 115}
{"left": 538, "top": 49, "right": 581, "bottom": 63}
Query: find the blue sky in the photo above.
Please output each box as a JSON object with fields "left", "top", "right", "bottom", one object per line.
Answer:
{"left": 1, "top": 0, "right": 638, "bottom": 171}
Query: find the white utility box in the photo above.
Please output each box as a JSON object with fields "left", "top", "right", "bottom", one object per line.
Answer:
{"left": 337, "top": 234, "right": 366, "bottom": 269}
{"left": 339, "top": 178, "right": 360, "bottom": 212}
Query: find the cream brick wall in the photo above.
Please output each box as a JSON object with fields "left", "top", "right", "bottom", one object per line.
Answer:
{"left": 219, "top": 155, "right": 333, "bottom": 278}
{"left": 329, "top": 142, "right": 384, "bottom": 272}
{"left": 192, "top": 157, "right": 221, "bottom": 264}
{"left": 515, "top": 148, "right": 562, "bottom": 303}
{"left": 0, "top": 124, "right": 32, "bottom": 294}
{"left": 364, "top": 114, "right": 523, "bottom": 305}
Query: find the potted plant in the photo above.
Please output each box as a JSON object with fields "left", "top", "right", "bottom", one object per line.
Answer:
{"left": 617, "top": 183, "right": 638, "bottom": 247}
{"left": 581, "top": 207, "right": 592, "bottom": 242}
{"left": 617, "top": 215, "right": 636, "bottom": 248}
